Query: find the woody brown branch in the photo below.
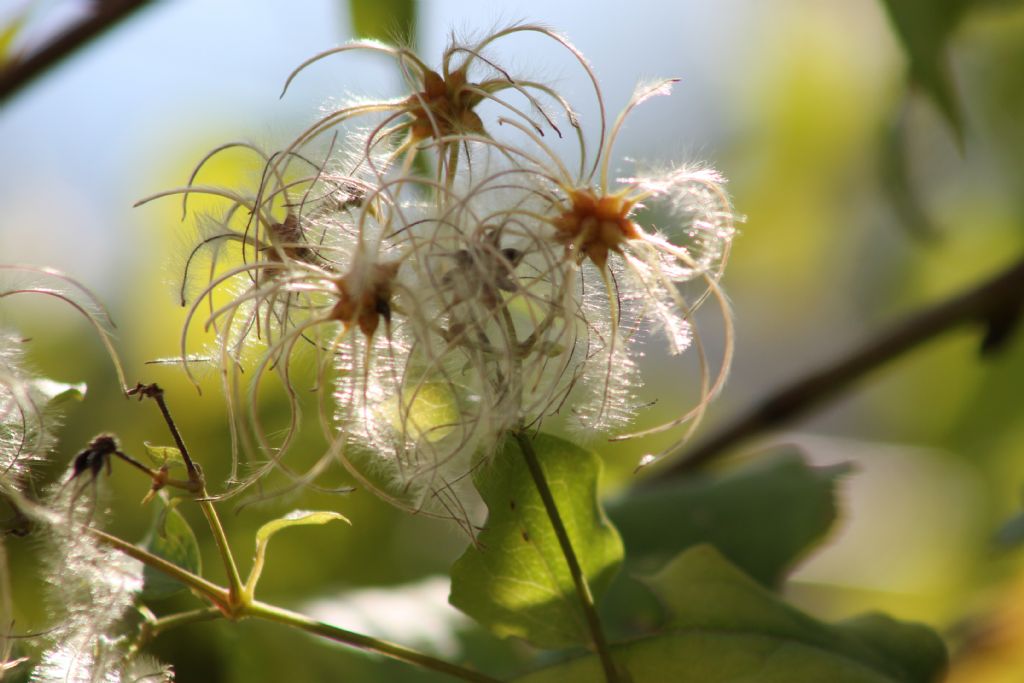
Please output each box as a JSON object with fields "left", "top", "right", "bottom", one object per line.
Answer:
{"left": 0, "top": 0, "right": 152, "bottom": 105}
{"left": 645, "top": 255, "right": 1024, "bottom": 485}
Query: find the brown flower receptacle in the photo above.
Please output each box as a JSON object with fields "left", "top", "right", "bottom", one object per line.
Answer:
{"left": 330, "top": 261, "right": 401, "bottom": 338}
{"left": 407, "top": 68, "right": 485, "bottom": 141}
{"left": 553, "top": 189, "right": 639, "bottom": 271}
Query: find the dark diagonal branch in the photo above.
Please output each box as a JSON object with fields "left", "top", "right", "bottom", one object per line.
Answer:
{"left": 647, "top": 255, "right": 1024, "bottom": 484}
{"left": 0, "top": 0, "right": 153, "bottom": 106}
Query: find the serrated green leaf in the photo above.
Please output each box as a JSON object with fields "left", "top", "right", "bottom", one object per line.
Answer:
{"left": 349, "top": 0, "right": 416, "bottom": 44}
{"left": 141, "top": 497, "right": 202, "bottom": 601}
{"left": 608, "top": 447, "right": 850, "bottom": 587}
{"left": 516, "top": 546, "right": 946, "bottom": 683}
{"left": 879, "top": 0, "right": 968, "bottom": 140}
{"left": 994, "top": 507, "right": 1024, "bottom": 546}
{"left": 143, "top": 442, "right": 186, "bottom": 469}
{"left": 449, "top": 433, "right": 623, "bottom": 649}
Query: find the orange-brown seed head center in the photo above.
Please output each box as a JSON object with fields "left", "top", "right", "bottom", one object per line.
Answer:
{"left": 407, "top": 68, "right": 484, "bottom": 141}
{"left": 330, "top": 261, "right": 400, "bottom": 338}
{"left": 553, "top": 189, "right": 639, "bottom": 270}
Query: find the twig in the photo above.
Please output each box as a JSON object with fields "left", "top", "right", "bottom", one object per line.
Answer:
{"left": 245, "top": 600, "right": 504, "bottom": 683}
{"left": 128, "top": 383, "right": 200, "bottom": 480}
{"left": 144, "top": 606, "right": 222, "bottom": 641}
{"left": 88, "top": 525, "right": 229, "bottom": 607}
{"left": 91, "top": 528, "right": 502, "bottom": 682}
{"left": 0, "top": 0, "right": 153, "bottom": 106}
{"left": 130, "top": 382, "right": 247, "bottom": 608}
{"left": 648, "top": 255, "right": 1024, "bottom": 483}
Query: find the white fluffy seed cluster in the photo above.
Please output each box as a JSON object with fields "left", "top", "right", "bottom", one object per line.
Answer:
{"left": 0, "top": 334, "right": 52, "bottom": 488}
{"left": 29, "top": 490, "right": 151, "bottom": 683}
{"left": 144, "top": 24, "right": 736, "bottom": 520}
{"left": 0, "top": 269, "right": 151, "bottom": 680}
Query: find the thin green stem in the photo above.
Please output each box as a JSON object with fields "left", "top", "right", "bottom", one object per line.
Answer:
{"left": 134, "top": 606, "right": 223, "bottom": 652}
{"left": 86, "top": 526, "right": 229, "bottom": 608}
{"left": 93, "top": 528, "right": 496, "bottom": 681}
{"left": 195, "top": 492, "right": 245, "bottom": 608}
{"left": 242, "top": 549, "right": 266, "bottom": 601}
{"left": 244, "top": 599, "right": 503, "bottom": 683}
{"left": 149, "top": 606, "right": 222, "bottom": 636}
{"left": 513, "top": 431, "right": 619, "bottom": 683}
{"left": 134, "top": 383, "right": 246, "bottom": 606}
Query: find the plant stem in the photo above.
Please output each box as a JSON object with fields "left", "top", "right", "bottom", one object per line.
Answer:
{"left": 118, "top": 386, "right": 500, "bottom": 680}
{"left": 149, "top": 606, "right": 222, "bottom": 636}
{"left": 0, "top": 0, "right": 154, "bottom": 105}
{"left": 112, "top": 449, "right": 161, "bottom": 478}
{"left": 195, "top": 491, "right": 245, "bottom": 608}
{"left": 135, "top": 383, "right": 246, "bottom": 606}
{"left": 648, "top": 255, "right": 1024, "bottom": 482}
{"left": 93, "top": 529, "right": 500, "bottom": 682}
{"left": 87, "top": 525, "right": 229, "bottom": 608}
{"left": 513, "top": 431, "right": 619, "bottom": 683}
{"left": 134, "top": 606, "right": 223, "bottom": 651}
{"left": 145, "top": 385, "right": 200, "bottom": 480}
{"left": 243, "top": 599, "right": 503, "bottom": 683}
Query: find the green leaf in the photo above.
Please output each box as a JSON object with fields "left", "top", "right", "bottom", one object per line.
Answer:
{"left": 516, "top": 631, "right": 896, "bottom": 682}
{"left": 141, "top": 496, "right": 202, "bottom": 601}
{"left": 878, "top": 0, "right": 968, "bottom": 140}
{"left": 29, "top": 378, "right": 86, "bottom": 405}
{"left": 247, "top": 510, "right": 350, "bottom": 594}
{"left": 516, "top": 546, "right": 946, "bottom": 683}
{"left": 143, "top": 442, "right": 187, "bottom": 469}
{"left": 449, "top": 433, "right": 624, "bottom": 649}
{"left": 994, "top": 505, "right": 1024, "bottom": 547}
{"left": 647, "top": 546, "right": 945, "bottom": 681}
{"left": 879, "top": 113, "right": 939, "bottom": 242}
{"left": 349, "top": 0, "right": 416, "bottom": 44}
{"left": 836, "top": 614, "right": 949, "bottom": 683}
{"left": 607, "top": 447, "right": 850, "bottom": 587}
{"left": 254, "top": 510, "right": 351, "bottom": 547}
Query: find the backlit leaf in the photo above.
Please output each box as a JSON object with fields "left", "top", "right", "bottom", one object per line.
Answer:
{"left": 254, "top": 510, "right": 351, "bottom": 547}
{"left": 141, "top": 496, "right": 202, "bottom": 601}
{"left": 516, "top": 546, "right": 946, "bottom": 682}
{"left": 449, "top": 433, "right": 623, "bottom": 649}
{"left": 608, "top": 447, "right": 850, "bottom": 587}
{"left": 247, "top": 510, "right": 350, "bottom": 594}
{"left": 29, "top": 378, "right": 86, "bottom": 405}
{"left": 349, "top": 0, "right": 416, "bottom": 44}
{"left": 143, "top": 442, "right": 187, "bottom": 469}
{"left": 879, "top": 0, "right": 968, "bottom": 140}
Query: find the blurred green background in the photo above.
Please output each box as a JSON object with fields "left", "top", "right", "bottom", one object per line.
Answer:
{"left": 2, "top": 0, "right": 1024, "bottom": 680}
